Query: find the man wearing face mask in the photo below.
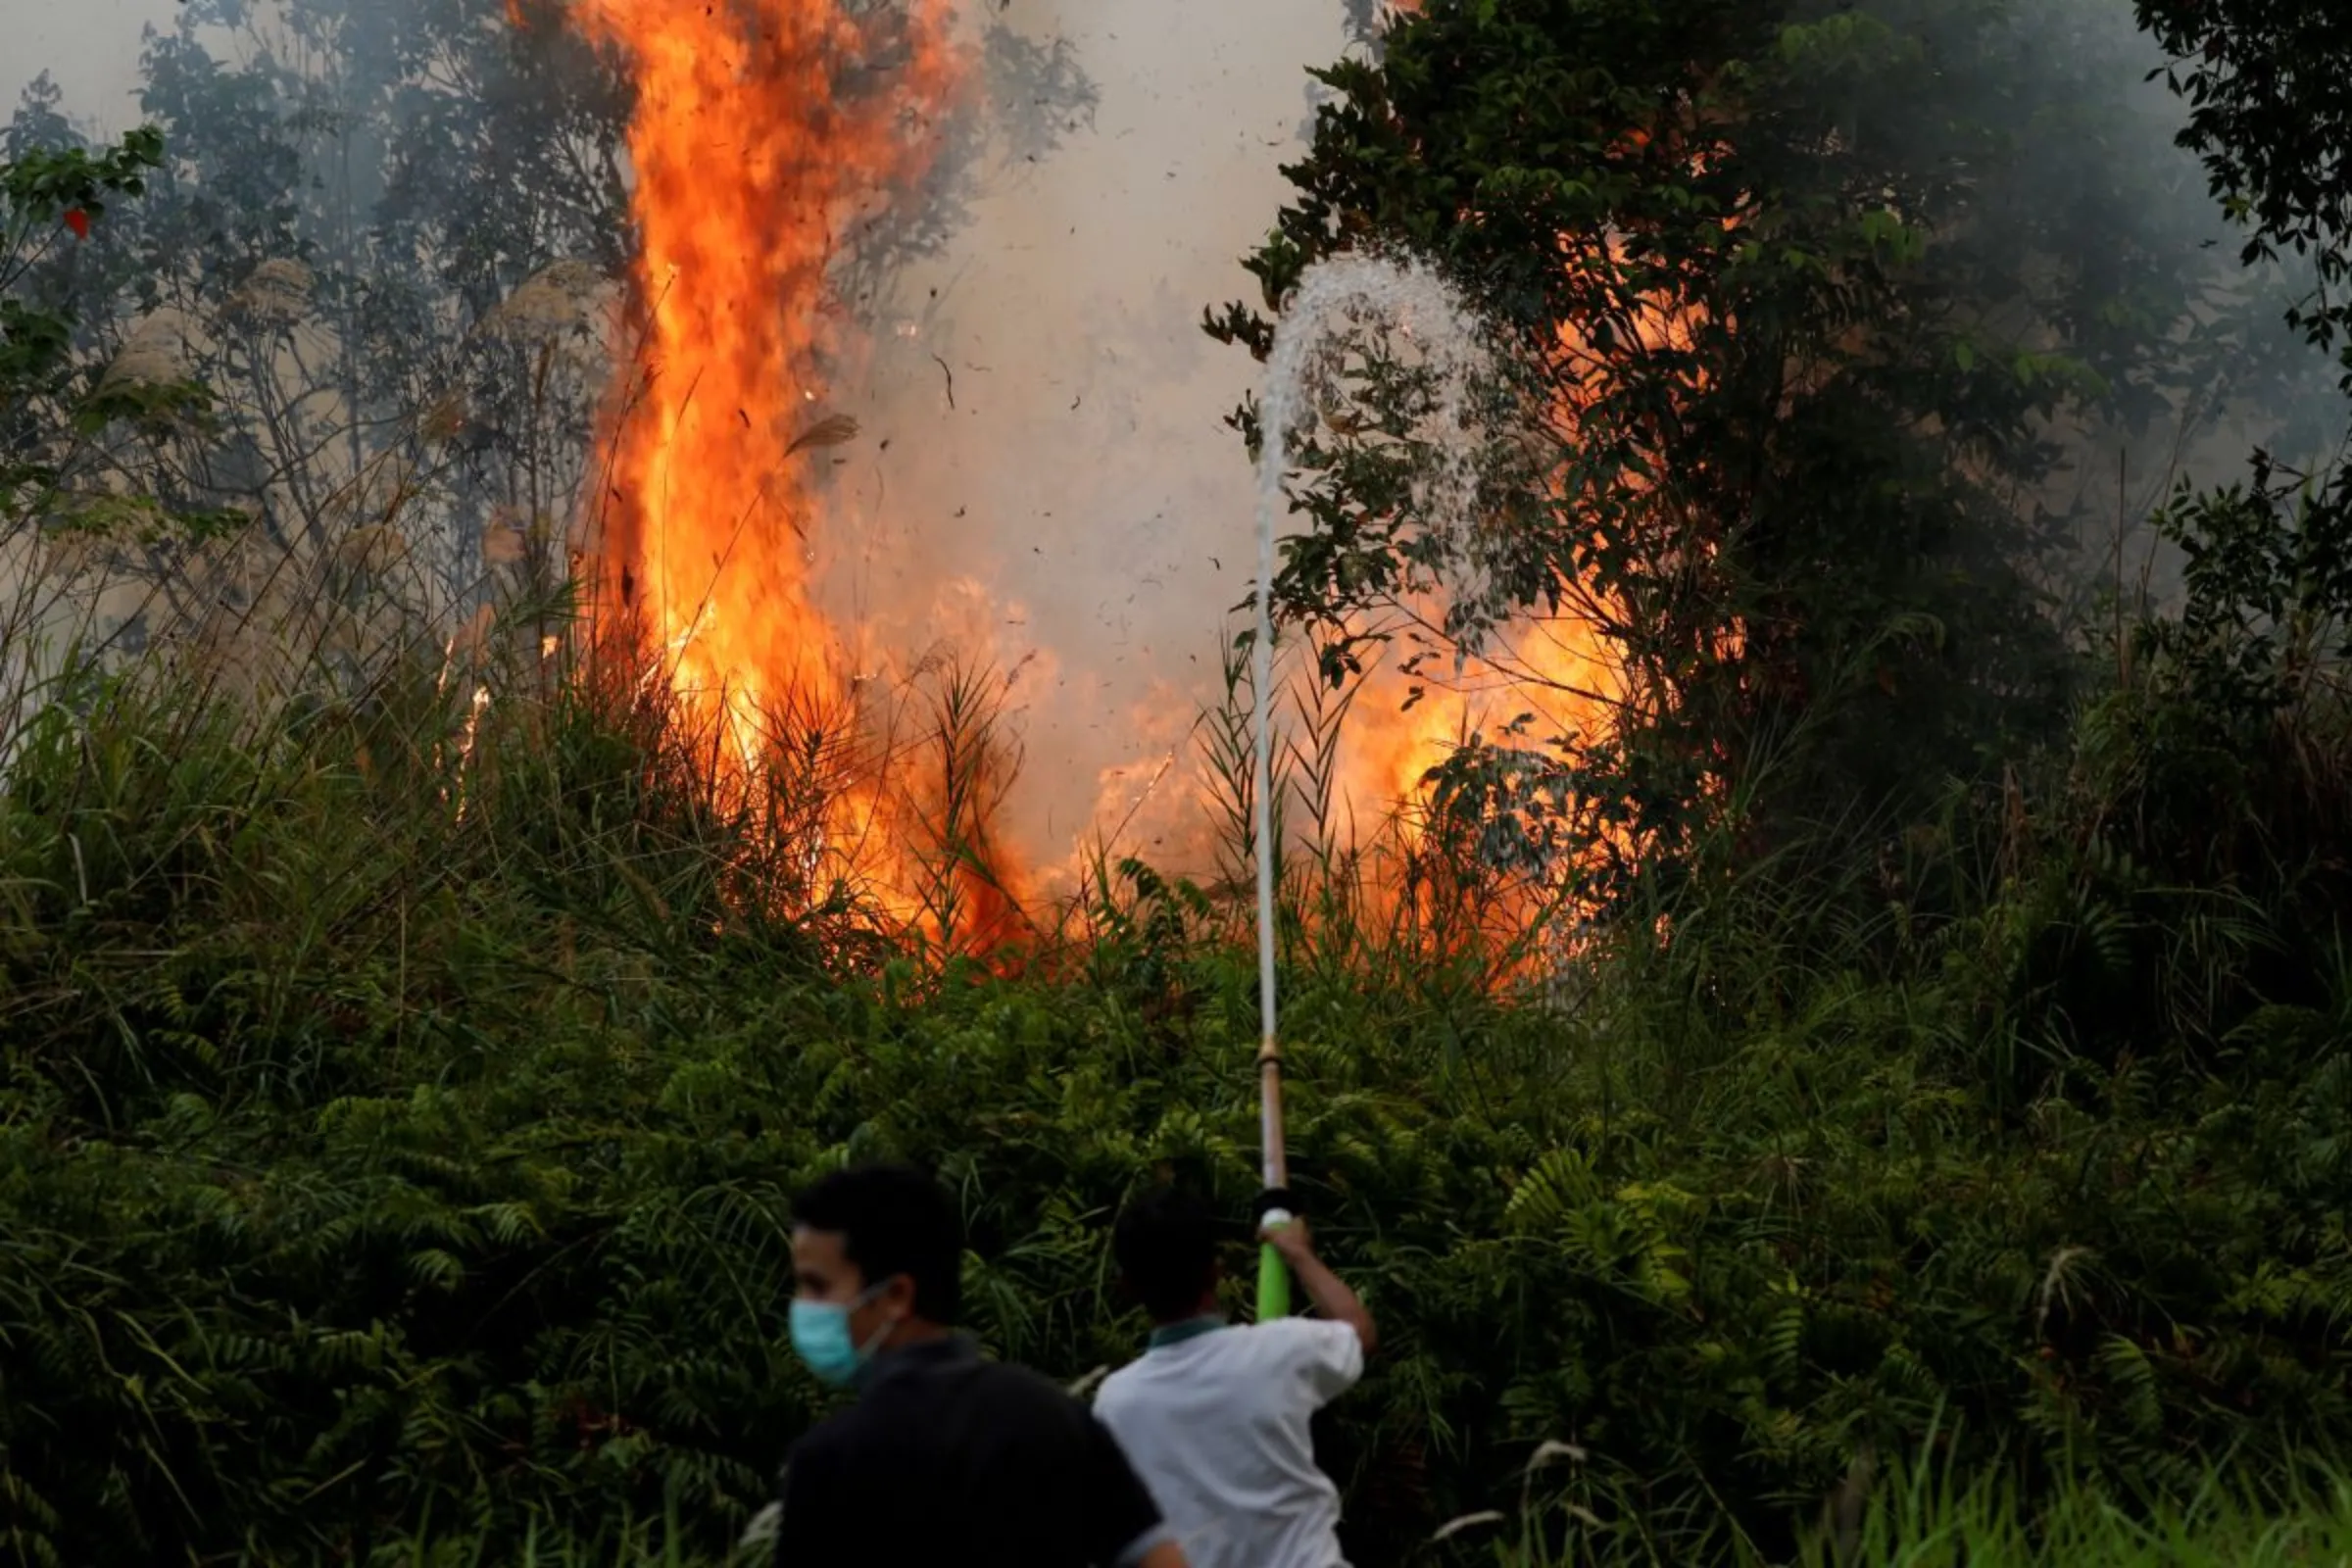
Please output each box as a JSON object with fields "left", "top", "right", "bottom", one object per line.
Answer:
{"left": 764, "top": 1161, "right": 1189, "bottom": 1567}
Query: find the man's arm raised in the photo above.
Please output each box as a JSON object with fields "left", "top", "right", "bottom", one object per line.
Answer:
{"left": 1264, "top": 1216, "right": 1378, "bottom": 1355}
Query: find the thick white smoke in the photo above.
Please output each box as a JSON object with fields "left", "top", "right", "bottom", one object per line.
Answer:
{"left": 0, "top": 0, "right": 167, "bottom": 115}
{"left": 818, "top": 1, "right": 1361, "bottom": 878}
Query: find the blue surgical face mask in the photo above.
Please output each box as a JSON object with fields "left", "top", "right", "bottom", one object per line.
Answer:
{"left": 789, "top": 1281, "right": 892, "bottom": 1389}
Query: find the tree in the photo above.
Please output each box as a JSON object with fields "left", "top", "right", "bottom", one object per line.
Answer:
{"left": 1, "top": 125, "right": 169, "bottom": 491}
{"left": 134, "top": 0, "right": 630, "bottom": 577}
{"left": 1213, "top": 0, "right": 2325, "bottom": 907}
{"left": 2135, "top": 0, "right": 2352, "bottom": 377}
{"left": 0, "top": 125, "right": 233, "bottom": 638}
{"left": 2094, "top": 0, "right": 2352, "bottom": 991}
{"left": 4, "top": 0, "right": 634, "bottom": 613}
{"left": 14, "top": 0, "right": 1098, "bottom": 629}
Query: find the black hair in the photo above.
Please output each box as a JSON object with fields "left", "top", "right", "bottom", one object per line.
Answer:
{"left": 793, "top": 1162, "right": 963, "bottom": 1325}
{"left": 1112, "top": 1187, "right": 1219, "bottom": 1322}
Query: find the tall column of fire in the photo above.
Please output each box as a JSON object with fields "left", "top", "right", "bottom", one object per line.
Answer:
{"left": 553, "top": 0, "right": 953, "bottom": 855}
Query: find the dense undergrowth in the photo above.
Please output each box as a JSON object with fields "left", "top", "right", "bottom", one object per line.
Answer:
{"left": 386, "top": 1454, "right": 2352, "bottom": 1566}
{"left": 6, "top": 2, "right": 2352, "bottom": 1561}
{"left": 4, "top": 456, "right": 2351, "bottom": 1567}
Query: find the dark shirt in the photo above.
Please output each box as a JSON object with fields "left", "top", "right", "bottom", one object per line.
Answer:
{"left": 772, "top": 1336, "right": 1167, "bottom": 1567}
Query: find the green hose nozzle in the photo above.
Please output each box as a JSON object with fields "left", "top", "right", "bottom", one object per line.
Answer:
{"left": 1256, "top": 1217, "right": 1293, "bottom": 1320}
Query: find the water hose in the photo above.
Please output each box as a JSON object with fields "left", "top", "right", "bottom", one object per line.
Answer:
{"left": 1252, "top": 461, "right": 1292, "bottom": 1320}
{"left": 1250, "top": 253, "right": 1484, "bottom": 1322}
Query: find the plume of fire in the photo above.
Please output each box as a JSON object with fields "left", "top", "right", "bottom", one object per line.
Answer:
{"left": 1305, "top": 224, "right": 1720, "bottom": 958}
{"left": 1285, "top": 10, "right": 1718, "bottom": 918}
{"left": 542, "top": 0, "right": 1038, "bottom": 950}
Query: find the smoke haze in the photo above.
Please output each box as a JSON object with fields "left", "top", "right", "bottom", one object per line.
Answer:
{"left": 0, "top": 0, "right": 169, "bottom": 120}
{"left": 817, "top": 2, "right": 1361, "bottom": 874}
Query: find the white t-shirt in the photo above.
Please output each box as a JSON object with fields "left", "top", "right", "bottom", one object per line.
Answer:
{"left": 1093, "top": 1318, "right": 1363, "bottom": 1568}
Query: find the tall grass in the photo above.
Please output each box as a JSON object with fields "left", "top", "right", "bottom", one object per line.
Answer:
{"left": 1788, "top": 1455, "right": 2352, "bottom": 1568}
{"left": 8, "top": 467, "right": 2352, "bottom": 1564}
{"left": 379, "top": 1455, "right": 2352, "bottom": 1567}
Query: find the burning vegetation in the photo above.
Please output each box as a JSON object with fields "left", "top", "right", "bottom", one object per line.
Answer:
{"left": 551, "top": 0, "right": 1629, "bottom": 965}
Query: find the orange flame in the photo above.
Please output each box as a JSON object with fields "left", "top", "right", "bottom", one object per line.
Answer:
{"left": 1336, "top": 604, "right": 1620, "bottom": 835}
{"left": 1318, "top": 612, "right": 1623, "bottom": 965}
{"left": 548, "top": 0, "right": 1033, "bottom": 949}
{"left": 1308, "top": 235, "right": 1715, "bottom": 953}
{"left": 561, "top": 0, "right": 948, "bottom": 704}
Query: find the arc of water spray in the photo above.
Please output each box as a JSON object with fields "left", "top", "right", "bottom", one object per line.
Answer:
{"left": 1250, "top": 253, "right": 1487, "bottom": 1319}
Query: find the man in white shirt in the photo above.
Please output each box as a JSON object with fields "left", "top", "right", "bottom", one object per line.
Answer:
{"left": 1093, "top": 1189, "right": 1379, "bottom": 1568}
